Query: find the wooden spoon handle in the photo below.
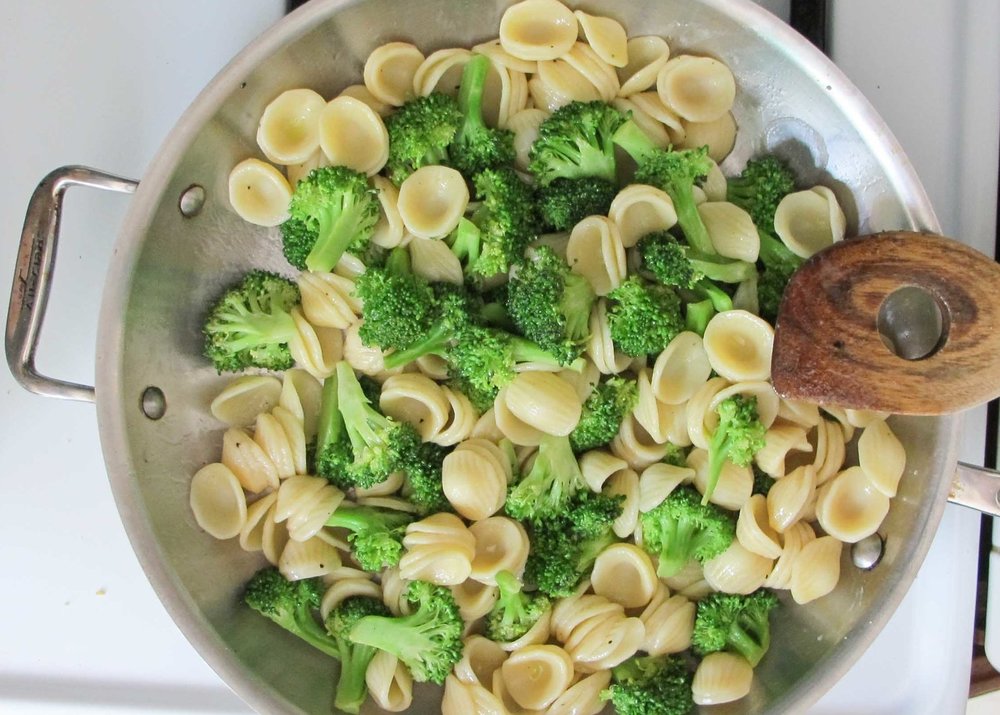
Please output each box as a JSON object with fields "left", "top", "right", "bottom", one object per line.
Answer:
{"left": 771, "top": 231, "right": 1000, "bottom": 415}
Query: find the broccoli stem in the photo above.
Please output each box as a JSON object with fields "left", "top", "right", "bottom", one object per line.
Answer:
{"left": 688, "top": 252, "right": 757, "bottom": 284}
{"left": 758, "top": 229, "right": 803, "bottom": 269}
{"left": 458, "top": 54, "right": 489, "bottom": 138}
{"left": 612, "top": 119, "right": 658, "bottom": 165}
{"left": 219, "top": 309, "right": 298, "bottom": 352}
{"left": 694, "top": 279, "right": 733, "bottom": 312}
{"left": 335, "top": 642, "right": 378, "bottom": 714}
{"left": 672, "top": 186, "right": 715, "bottom": 256}
{"left": 382, "top": 321, "right": 452, "bottom": 370}
{"left": 727, "top": 620, "right": 769, "bottom": 667}
{"left": 337, "top": 362, "right": 392, "bottom": 449}
{"left": 306, "top": 202, "right": 367, "bottom": 273}
{"left": 316, "top": 374, "right": 342, "bottom": 456}
{"left": 657, "top": 516, "right": 698, "bottom": 578}
{"left": 685, "top": 299, "right": 716, "bottom": 335}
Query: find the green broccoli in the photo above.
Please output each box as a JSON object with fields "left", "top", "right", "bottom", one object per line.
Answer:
{"left": 282, "top": 166, "right": 380, "bottom": 272}
{"left": 537, "top": 177, "right": 618, "bottom": 231}
{"left": 203, "top": 270, "right": 301, "bottom": 373}
{"left": 485, "top": 570, "right": 551, "bottom": 643}
{"left": 314, "top": 363, "right": 422, "bottom": 489}
{"left": 505, "top": 433, "right": 588, "bottom": 521}
{"left": 613, "top": 122, "right": 716, "bottom": 256}
{"left": 692, "top": 589, "right": 780, "bottom": 666}
{"left": 243, "top": 567, "right": 340, "bottom": 660}
{"left": 662, "top": 443, "right": 689, "bottom": 468}
{"left": 685, "top": 298, "right": 717, "bottom": 336}
{"left": 757, "top": 231, "right": 803, "bottom": 322}
{"left": 355, "top": 246, "right": 436, "bottom": 351}
{"left": 506, "top": 245, "right": 596, "bottom": 365}
{"left": 379, "top": 283, "right": 478, "bottom": 371}
{"left": 606, "top": 277, "right": 685, "bottom": 357}
{"left": 348, "top": 580, "right": 464, "bottom": 684}
{"left": 752, "top": 465, "right": 776, "bottom": 496}
{"left": 569, "top": 376, "right": 639, "bottom": 453}
{"left": 529, "top": 101, "right": 627, "bottom": 185}
{"left": 449, "top": 167, "right": 537, "bottom": 278}
{"left": 639, "top": 230, "right": 755, "bottom": 286}
{"left": 401, "top": 440, "right": 451, "bottom": 515}
{"left": 726, "top": 155, "right": 796, "bottom": 229}
{"left": 383, "top": 92, "right": 462, "bottom": 185}
{"left": 523, "top": 492, "right": 623, "bottom": 597}
{"left": 639, "top": 485, "right": 736, "bottom": 578}
{"left": 705, "top": 395, "right": 766, "bottom": 505}
{"left": 451, "top": 54, "right": 516, "bottom": 176}
{"left": 324, "top": 596, "right": 391, "bottom": 714}
{"left": 600, "top": 655, "right": 694, "bottom": 715}
{"left": 325, "top": 504, "right": 414, "bottom": 572}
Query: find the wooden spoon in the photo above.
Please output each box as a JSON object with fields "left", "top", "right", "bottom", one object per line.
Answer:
{"left": 770, "top": 231, "right": 1000, "bottom": 415}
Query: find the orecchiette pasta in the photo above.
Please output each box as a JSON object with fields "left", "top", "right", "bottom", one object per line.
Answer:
{"left": 638, "top": 582, "right": 696, "bottom": 657}
{"left": 210, "top": 375, "right": 282, "bottom": 427}
{"left": 612, "top": 414, "right": 671, "bottom": 470}
{"left": 651, "top": 330, "right": 712, "bottom": 405}
{"left": 397, "top": 165, "right": 469, "bottom": 239}
{"left": 608, "top": 183, "right": 678, "bottom": 247}
{"left": 274, "top": 475, "right": 345, "bottom": 542}
{"left": 227, "top": 158, "right": 292, "bottom": 227}
{"left": 763, "top": 520, "right": 815, "bottom": 590}
{"left": 189, "top": 463, "right": 247, "bottom": 540}
{"left": 702, "top": 310, "right": 775, "bottom": 382}
{"left": 503, "top": 371, "right": 582, "bottom": 436}
{"left": 611, "top": 96, "right": 671, "bottom": 149}
{"left": 676, "top": 111, "right": 738, "bottom": 162}
{"left": 687, "top": 447, "right": 752, "bottom": 511}
{"left": 692, "top": 652, "right": 754, "bottom": 705}
{"left": 857, "top": 419, "right": 906, "bottom": 497}
{"left": 551, "top": 591, "right": 645, "bottom": 672}
{"left": 697, "top": 201, "right": 759, "bottom": 262}
{"left": 319, "top": 574, "right": 381, "bottom": 619}
{"left": 256, "top": 88, "right": 326, "bottom": 165}
{"left": 702, "top": 541, "right": 774, "bottom": 595}
{"left": 407, "top": 234, "right": 465, "bottom": 285}
{"left": 278, "top": 369, "right": 323, "bottom": 442}
{"left": 455, "top": 635, "right": 508, "bottom": 687}
{"left": 278, "top": 535, "right": 342, "bottom": 581}
{"left": 366, "top": 650, "right": 414, "bottom": 712}
{"left": 767, "top": 464, "right": 817, "bottom": 533}
{"left": 546, "top": 670, "right": 612, "bottom": 715}
{"left": 338, "top": 83, "right": 391, "bottom": 116}
{"left": 413, "top": 48, "right": 472, "bottom": 98}
{"left": 317, "top": 96, "right": 389, "bottom": 176}
{"left": 364, "top": 42, "right": 424, "bottom": 107}
{"left": 370, "top": 175, "right": 407, "bottom": 248}
{"left": 736, "top": 494, "right": 782, "bottom": 559}
{"left": 586, "top": 299, "right": 632, "bottom": 374}
{"left": 575, "top": 11, "right": 628, "bottom": 67}
{"left": 590, "top": 542, "right": 658, "bottom": 608}
{"left": 790, "top": 535, "right": 842, "bottom": 604}
{"left": 399, "top": 512, "right": 476, "bottom": 585}
{"left": 617, "top": 35, "right": 670, "bottom": 96}
{"left": 638, "top": 462, "right": 692, "bottom": 512}
{"left": 451, "top": 578, "right": 500, "bottom": 623}
{"left": 656, "top": 54, "right": 736, "bottom": 123}
{"left": 815, "top": 466, "right": 890, "bottom": 543}
{"left": 579, "top": 449, "right": 628, "bottom": 492}
{"left": 773, "top": 186, "right": 847, "bottom": 258}
{"left": 494, "top": 386, "right": 546, "bottom": 446}
{"left": 239, "top": 492, "right": 279, "bottom": 555}
{"left": 442, "top": 439, "right": 511, "bottom": 521}
{"left": 499, "top": 0, "right": 578, "bottom": 61}
{"left": 288, "top": 307, "right": 343, "bottom": 379}
{"left": 443, "top": 674, "right": 507, "bottom": 715}
{"left": 500, "top": 644, "right": 575, "bottom": 710}
{"left": 222, "top": 427, "right": 279, "bottom": 493}
{"left": 566, "top": 215, "right": 627, "bottom": 296}
{"left": 605, "top": 468, "right": 642, "bottom": 538}
{"left": 468, "top": 517, "right": 530, "bottom": 584}
{"left": 755, "top": 421, "right": 812, "bottom": 478}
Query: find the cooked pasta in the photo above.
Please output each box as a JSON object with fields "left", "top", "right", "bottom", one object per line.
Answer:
{"left": 493, "top": 385, "right": 546, "bottom": 446}
{"left": 239, "top": 492, "right": 279, "bottom": 555}
{"left": 813, "top": 418, "right": 847, "bottom": 486}
{"left": 503, "top": 371, "right": 582, "bottom": 436}
{"left": 442, "top": 674, "right": 507, "bottom": 715}
{"left": 413, "top": 48, "right": 472, "bottom": 98}
{"left": 397, "top": 165, "right": 469, "bottom": 239}
{"left": 790, "top": 535, "right": 842, "bottom": 604}
{"left": 638, "top": 462, "right": 693, "bottom": 512}
{"left": 617, "top": 35, "right": 670, "bottom": 96}
{"left": 611, "top": 413, "right": 671, "bottom": 469}
{"left": 551, "top": 591, "right": 645, "bottom": 672}
{"left": 317, "top": 96, "right": 389, "bottom": 176}
{"left": 338, "top": 83, "right": 391, "bottom": 116}
{"left": 676, "top": 111, "right": 738, "bottom": 162}
{"left": 379, "top": 373, "right": 452, "bottom": 441}
{"left": 763, "top": 520, "right": 815, "bottom": 590}
{"left": 773, "top": 186, "right": 847, "bottom": 258}
{"left": 702, "top": 310, "right": 775, "bottom": 382}
{"left": 407, "top": 235, "right": 465, "bottom": 285}
{"left": 500, "top": 644, "right": 575, "bottom": 710}
{"left": 656, "top": 54, "right": 736, "bottom": 123}
{"left": 608, "top": 183, "right": 678, "bottom": 247}
{"left": 273, "top": 475, "right": 345, "bottom": 542}
{"left": 366, "top": 651, "right": 414, "bottom": 712}
{"left": 468, "top": 517, "right": 530, "bottom": 584}
{"left": 277, "top": 369, "right": 323, "bottom": 442}
{"left": 399, "top": 513, "right": 476, "bottom": 585}
{"left": 451, "top": 578, "right": 500, "bottom": 623}
{"left": 288, "top": 307, "right": 343, "bottom": 379}
{"left": 697, "top": 201, "right": 759, "bottom": 262}
{"left": 507, "top": 108, "right": 548, "bottom": 170}
{"left": 455, "top": 635, "right": 508, "bottom": 687}
{"left": 755, "top": 421, "right": 812, "bottom": 478}
{"left": 563, "top": 42, "right": 620, "bottom": 101}
{"left": 687, "top": 447, "right": 752, "bottom": 511}
{"left": 227, "top": 158, "right": 292, "bottom": 227}
{"left": 586, "top": 299, "right": 632, "bottom": 374}
{"left": 222, "top": 427, "right": 279, "bottom": 493}
{"left": 639, "top": 582, "right": 695, "bottom": 656}
{"left": 575, "top": 11, "right": 628, "bottom": 67}
{"left": 319, "top": 574, "right": 381, "bottom": 619}
{"left": 767, "top": 464, "right": 817, "bottom": 533}
{"left": 342, "top": 321, "right": 387, "bottom": 376}
{"left": 189, "top": 463, "right": 247, "bottom": 540}
{"left": 692, "top": 652, "right": 754, "bottom": 706}
{"left": 579, "top": 449, "right": 628, "bottom": 492}
{"left": 857, "top": 419, "right": 906, "bottom": 497}
{"left": 364, "top": 42, "right": 425, "bottom": 107}
{"left": 611, "top": 96, "right": 671, "bottom": 149}
{"left": 278, "top": 535, "right": 342, "bottom": 581}
{"left": 252, "top": 411, "right": 296, "bottom": 479}
{"left": 256, "top": 88, "right": 326, "bottom": 165}
{"left": 650, "top": 330, "right": 712, "bottom": 405}
{"left": 703, "top": 541, "right": 774, "bottom": 595}
{"left": 590, "top": 542, "right": 658, "bottom": 608}
{"left": 736, "top": 494, "right": 783, "bottom": 560}
{"left": 210, "top": 375, "right": 282, "bottom": 427}
{"left": 566, "top": 215, "right": 627, "bottom": 296}
{"left": 546, "top": 670, "right": 612, "bottom": 715}
{"left": 626, "top": 90, "right": 685, "bottom": 137}
{"left": 499, "top": 0, "right": 578, "bottom": 61}
{"left": 370, "top": 175, "right": 407, "bottom": 248}
{"left": 605, "top": 468, "right": 642, "bottom": 538}
{"left": 815, "top": 466, "right": 890, "bottom": 543}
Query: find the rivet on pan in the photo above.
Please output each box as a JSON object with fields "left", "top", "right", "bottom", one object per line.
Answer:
{"left": 179, "top": 184, "right": 206, "bottom": 217}
{"left": 851, "top": 533, "right": 884, "bottom": 570}
{"left": 141, "top": 386, "right": 167, "bottom": 420}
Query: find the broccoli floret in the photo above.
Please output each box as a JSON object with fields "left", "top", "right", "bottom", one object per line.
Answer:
{"left": 570, "top": 376, "right": 638, "bottom": 453}
{"left": 450, "top": 167, "right": 537, "bottom": 278}
{"left": 523, "top": 492, "right": 623, "bottom": 597}
{"left": 243, "top": 567, "right": 340, "bottom": 660}
{"left": 356, "top": 246, "right": 436, "bottom": 351}
{"left": 529, "top": 101, "right": 627, "bottom": 186}
{"left": 401, "top": 441, "right": 451, "bottom": 515}
{"left": 348, "top": 580, "right": 464, "bottom": 684}
{"left": 705, "top": 395, "right": 766, "bottom": 505}
{"left": 282, "top": 166, "right": 380, "bottom": 273}
{"left": 485, "top": 570, "right": 551, "bottom": 644}
{"left": 640, "top": 230, "right": 755, "bottom": 287}
{"left": 315, "top": 362, "right": 422, "bottom": 489}
{"left": 639, "top": 485, "right": 736, "bottom": 578}
{"left": 507, "top": 245, "right": 596, "bottom": 365}
{"left": 752, "top": 465, "right": 776, "bottom": 496}
{"left": 692, "top": 589, "right": 780, "bottom": 667}
{"left": 451, "top": 54, "right": 516, "bottom": 176}
{"left": 606, "top": 277, "right": 685, "bottom": 357}
{"left": 726, "top": 156, "right": 796, "bottom": 229}
{"left": 203, "top": 270, "right": 301, "bottom": 373}
{"left": 757, "top": 230, "right": 803, "bottom": 322}
{"left": 537, "top": 177, "right": 618, "bottom": 231}
{"left": 325, "top": 504, "right": 414, "bottom": 572}
{"left": 324, "top": 596, "right": 391, "bottom": 714}
{"left": 614, "top": 122, "right": 716, "bottom": 256}
{"left": 600, "top": 655, "right": 694, "bottom": 715}
{"left": 662, "top": 443, "right": 689, "bottom": 469}
{"left": 506, "top": 433, "right": 588, "bottom": 521}
{"left": 383, "top": 92, "right": 462, "bottom": 185}
{"left": 380, "top": 284, "right": 477, "bottom": 371}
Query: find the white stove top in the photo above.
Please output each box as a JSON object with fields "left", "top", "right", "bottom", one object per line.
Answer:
{"left": 1, "top": 2, "right": 995, "bottom": 714}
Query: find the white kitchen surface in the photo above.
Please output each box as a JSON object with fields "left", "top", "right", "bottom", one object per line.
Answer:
{"left": 0, "top": 2, "right": 995, "bottom": 715}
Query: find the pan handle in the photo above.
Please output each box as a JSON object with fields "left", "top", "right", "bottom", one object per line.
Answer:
{"left": 5, "top": 166, "right": 137, "bottom": 402}
{"left": 948, "top": 462, "right": 1000, "bottom": 517}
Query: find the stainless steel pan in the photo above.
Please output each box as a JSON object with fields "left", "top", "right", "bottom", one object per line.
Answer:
{"left": 8, "top": 0, "right": 1000, "bottom": 713}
